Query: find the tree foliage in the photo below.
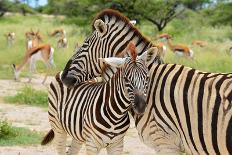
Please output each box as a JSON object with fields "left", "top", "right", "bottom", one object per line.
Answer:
{"left": 39, "top": 0, "right": 213, "bottom": 31}
{"left": 0, "top": 0, "right": 36, "bottom": 17}
{"left": 204, "top": 2, "right": 232, "bottom": 26}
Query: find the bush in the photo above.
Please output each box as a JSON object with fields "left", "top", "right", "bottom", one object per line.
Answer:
{"left": 0, "top": 120, "right": 16, "bottom": 139}
{"left": 0, "top": 120, "right": 42, "bottom": 146}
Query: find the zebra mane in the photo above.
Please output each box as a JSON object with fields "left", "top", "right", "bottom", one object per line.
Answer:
{"left": 92, "top": 9, "right": 153, "bottom": 47}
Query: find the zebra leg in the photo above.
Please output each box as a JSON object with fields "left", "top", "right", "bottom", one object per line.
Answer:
{"left": 85, "top": 140, "right": 100, "bottom": 155}
{"left": 66, "top": 139, "right": 82, "bottom": 155}
{"left": 156, "top": 149, "right": 180, "bottom": 155}
{"left": 106, "top": 139, "right": 124, "bottom": 155}
{"left": 53, "top": 131, "right": 67, "bottom": 155}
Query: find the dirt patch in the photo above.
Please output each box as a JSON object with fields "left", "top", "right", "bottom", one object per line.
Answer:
{"left": 0, "top": 74, "right": 54, "bottom": 97}
{"left": 0, "top": 76, "right": 156, "bottom": 155}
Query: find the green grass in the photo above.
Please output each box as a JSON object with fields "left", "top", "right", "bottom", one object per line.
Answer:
{"left": 4, "top": 86, "right": 48, "bottom": 107}
{"left": 0, "top": 11, "right": 232, "bottom": 81}
{"left": 0, "top": 14, "right": 86, "bottom": 79}
{"left": 0, "top": 120, "right": 42, "bottom": 146}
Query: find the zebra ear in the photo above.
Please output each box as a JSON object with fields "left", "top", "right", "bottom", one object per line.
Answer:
{"left": 94, "top": 19, "right": 107, "bottom": 35}
{"left": 99, "top": 57, "right": 126, "bottom": 68}
{"left": 138, "top": 47, "right": 159, "bottom": 65}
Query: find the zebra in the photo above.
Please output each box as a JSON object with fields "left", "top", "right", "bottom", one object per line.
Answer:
{"left": 59, "top": 10, "right": 232, "bottom": 155}
{"left": 131, "top": 63, "right": 232, "bottom": 155}
{"left": 41, "top": 43, "right": 155, "bottom": 155}
{"left": 61, "top": 9, "right": 163, "bottom": 87}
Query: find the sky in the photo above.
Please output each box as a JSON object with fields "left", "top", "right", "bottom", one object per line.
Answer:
{"left": 22, "top": 0, "right": 48, "bottom": 8}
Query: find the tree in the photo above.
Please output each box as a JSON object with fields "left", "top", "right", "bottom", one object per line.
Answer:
{"left": 0, "top": 0, "right": 12, "bottom": 17}
{"left": 107, "top": 0, "right": 185, "bottom": 31}
{"left": 182, "top": 0, "right": 211, "bottom": 10}
{"left": 204, "top": 2, "right": 232, "bottom": 26}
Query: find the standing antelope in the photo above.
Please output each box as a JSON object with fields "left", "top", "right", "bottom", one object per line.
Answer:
{"left": 49, "top": 29, "right": 66, "bottom": 37}
{"left": 156, "top": 42, "right": 167, "bottom": 59}
{"left": 12, "top": 44, "right": 55, "bottom": 84}
{"left": 57, "top": 35, "right": 68, "bottom": 49}
{"left": 192, "top": 40, "right": 207, "bottom": 47}
{"left": 25, "top": 30, "right": 42, "bottom": 50}
{"left": 159, "top": 34, "right": 194, "bottom": 59}
{"left": 4, "top": 32, "right": 16, "bottom": 47}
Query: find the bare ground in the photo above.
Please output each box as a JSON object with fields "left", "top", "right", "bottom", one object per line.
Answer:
{"left": 0, "top": 75, "right": 156, "bottom": 155}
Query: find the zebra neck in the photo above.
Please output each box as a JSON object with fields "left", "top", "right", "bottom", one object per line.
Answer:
{"left": 107, "top": 69, "right": 131, "bottom": 115}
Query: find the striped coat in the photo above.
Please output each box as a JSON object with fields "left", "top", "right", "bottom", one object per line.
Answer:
{"left": 133, "top": 63, "right": 232, "bottom": 155}
{"left": 42, "top": 43, "right": 151, "bottom": 155}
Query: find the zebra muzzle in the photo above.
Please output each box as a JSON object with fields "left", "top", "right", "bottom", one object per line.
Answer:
{"left": 61, "top": 75, "right": 77, "bottom": 88}
{"left": 133, "top": 91, "right": 147, "bottom": 114}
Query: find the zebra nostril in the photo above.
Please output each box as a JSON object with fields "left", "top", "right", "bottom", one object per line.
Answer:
{"left": 61, "top": 76, "right": 77, "bottom": 88}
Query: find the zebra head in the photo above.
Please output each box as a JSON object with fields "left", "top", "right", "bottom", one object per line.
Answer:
{"left": 61, "top": 9, "right": 158, "bottom": 88}
{"left": 102, "top": 42, "right": 158, "bottom": 114}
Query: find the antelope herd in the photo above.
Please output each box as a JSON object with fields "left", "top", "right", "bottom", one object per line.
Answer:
{"left": 2, "top": 27, "right": 231, "bottom": 84}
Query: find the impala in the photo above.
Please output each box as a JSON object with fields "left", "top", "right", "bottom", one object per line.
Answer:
{"left": 12, "top": 44, "right": 55, "bottom": 84}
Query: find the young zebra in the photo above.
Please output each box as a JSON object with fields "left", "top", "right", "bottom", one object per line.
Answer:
{"left": 60, "top": 9, "right": 232, "bottom": 155}
{"left": 42, "top": 43, "right": 154, "bottom": 155}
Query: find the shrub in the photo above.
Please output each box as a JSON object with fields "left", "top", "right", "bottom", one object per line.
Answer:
{"left": 0, "top": 120, "right": 16, "bottom": 139}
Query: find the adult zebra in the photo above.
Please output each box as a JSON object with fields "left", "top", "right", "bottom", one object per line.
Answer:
{"left": 61, "top": 9, "right": 163, "bottom": 87}
{"left": 133, "top": 64, "right": 232, "bottom": 155}
{"left": 60, "top": 9, "right": 232, "bottom": 155}
{"left": 42, "top": 43, "right": 154, "bottom": 155}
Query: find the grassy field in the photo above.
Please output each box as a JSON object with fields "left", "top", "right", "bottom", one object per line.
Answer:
{"left": 0, "top": 120, "right": 42, "bottom": 146}
{"left": 0, "top": 11, "right": 232, "bottom": 81}
{"left": 0, "top": 14, "right": 86, "bottom": 79}
{"left": 4, "top": 86, "right": 48, "bottom": 107}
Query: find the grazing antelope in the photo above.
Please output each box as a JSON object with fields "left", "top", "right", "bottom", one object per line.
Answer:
{"left": 159, "top": 34, "right": 194, "bottom": 59}
{"left": 4, "top": 32, "right": 16, "bottom": 47}
{"left": 12, "top": 44, "right": 55, "bottom": 84}
{"left": 49, "top": 29, "right": 66, "bottom": 37}
{"left": 192, "top": 40, "right": 207, "bottom": 47}
{"left": 57, "top": 35, "right": 68, "bottom": 49}
{"left": 157, "top": 33, "right": 170, "bottom": 42}
{"left": 25, "top": 30, "right": 42, "bottom": 50}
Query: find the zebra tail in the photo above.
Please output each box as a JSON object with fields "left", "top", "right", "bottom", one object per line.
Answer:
{"left": 41, "top": 129, "right": 54, "bottom": 145}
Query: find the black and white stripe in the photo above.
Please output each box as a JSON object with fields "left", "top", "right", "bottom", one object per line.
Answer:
{"left": 133, "top": 64, "right": 232, "bottom": 155}
{"left": 61, "top": 9, "right": 163, "bottom": 88}
{"left": 50, "top": 9, "right": 232, "bottom": 155}
{"left": 42, "top": 49, "right": 151, "bottom": 155}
